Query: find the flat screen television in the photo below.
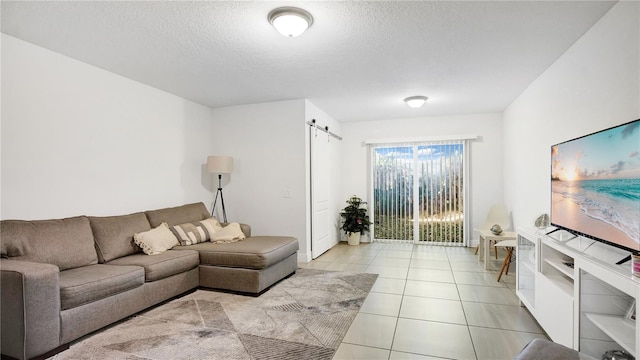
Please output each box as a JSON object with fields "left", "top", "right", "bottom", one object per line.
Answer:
{"left": 550, "top": 119, "right": 640, "bottom": 261}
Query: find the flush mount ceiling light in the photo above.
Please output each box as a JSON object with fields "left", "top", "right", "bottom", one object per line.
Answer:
{"left": 404, "top": 96, "right": 428, "bottom": 108}
{"left": 268, "top": 7, "right": 313, "bottom": 37}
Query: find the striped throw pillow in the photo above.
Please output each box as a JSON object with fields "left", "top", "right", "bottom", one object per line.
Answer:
{"left": 171, "top": 217, "right": 222, "bottom": 246}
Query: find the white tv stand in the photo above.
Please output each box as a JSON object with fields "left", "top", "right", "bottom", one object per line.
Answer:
{"left": 516, "top": 227, "right": 639, "bottom": 358}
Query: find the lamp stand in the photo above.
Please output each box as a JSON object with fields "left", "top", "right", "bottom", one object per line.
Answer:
{"left": 212, "top": 174, "right": 228, "bottom": 223}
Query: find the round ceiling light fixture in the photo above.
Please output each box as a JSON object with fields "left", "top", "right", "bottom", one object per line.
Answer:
{"left": 268, "top": 7, "right": 313, "bottom": 37}
{"left": 404, "top": 96, "right": 428, "bottom": 108}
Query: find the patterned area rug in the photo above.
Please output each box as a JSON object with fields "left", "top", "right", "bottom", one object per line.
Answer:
{"left": 51, "top": 269, "right": 378, "bottom": 360}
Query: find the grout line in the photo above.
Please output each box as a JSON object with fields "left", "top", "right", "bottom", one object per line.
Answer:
{"left": 385, "top": 243, "right": 412, "bottom": 360}
{"left": 451, "top": 250, "right": 480, "bottom": 360}
{"left": 324, "top": 242, "right": 544, "bottom": 360}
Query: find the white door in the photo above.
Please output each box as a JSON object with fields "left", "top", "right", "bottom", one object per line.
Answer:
{"left": 311, "top": 128, "right": 332, "bottom": 259}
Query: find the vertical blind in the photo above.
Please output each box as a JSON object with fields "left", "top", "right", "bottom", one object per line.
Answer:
{"left": 371, "top": 140, "right": 467, "bottom": 245}
{"left": 372, "top": 143, "right": 415, "bottom": 242}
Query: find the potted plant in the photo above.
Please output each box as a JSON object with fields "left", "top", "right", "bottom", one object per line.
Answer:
{"left": 340, "top": 195, "right": 371, "bottom": 245}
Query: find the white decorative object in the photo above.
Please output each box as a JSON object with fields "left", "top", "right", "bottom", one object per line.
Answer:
{"left": 535, "top": 213, "right": 550, "bottom": 229}
{"left": 490, "top": 224, "right": 503, "bottom": 235}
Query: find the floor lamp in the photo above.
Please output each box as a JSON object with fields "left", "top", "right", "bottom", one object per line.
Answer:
{"left": 207, "top": 156, "right": 233, "bottom": 222}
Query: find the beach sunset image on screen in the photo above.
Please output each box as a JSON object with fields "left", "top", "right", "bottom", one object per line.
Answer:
{"left": 551, "top": 119, "right": 640, "bottom": 252}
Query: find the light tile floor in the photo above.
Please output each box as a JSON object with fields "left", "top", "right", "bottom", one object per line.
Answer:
{"left": 298, "top": 242, "right": 547, "bottom": 360}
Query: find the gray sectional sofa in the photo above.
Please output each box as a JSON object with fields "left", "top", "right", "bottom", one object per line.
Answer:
{"left": 0, "top": 202, "right": 298, "bottom": 360}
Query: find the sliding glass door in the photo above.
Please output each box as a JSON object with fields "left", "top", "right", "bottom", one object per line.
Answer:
{"left": 372, "top": 146, "right": 415, "bottom": 241}
{"left": 371, "top": 141, "right": 467, "bottom": 245}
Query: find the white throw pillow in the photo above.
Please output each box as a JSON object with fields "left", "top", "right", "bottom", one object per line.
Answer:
{"left": 134, "top": 223, "right": 179, "bottom": 255}
{"left": 210, "top": 222, "right": 246, "bottom": 244}
{"left": 199, "top": 217, "right": 223, "bottom": 238}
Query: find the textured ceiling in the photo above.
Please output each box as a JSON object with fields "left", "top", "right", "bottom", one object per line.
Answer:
{"left": 1, "top": 1, "right": 618, "bottom": 122}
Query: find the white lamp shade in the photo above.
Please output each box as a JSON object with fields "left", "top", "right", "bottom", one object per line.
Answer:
{"left": 207, "top": 156, "right": 233, "bottom": 174}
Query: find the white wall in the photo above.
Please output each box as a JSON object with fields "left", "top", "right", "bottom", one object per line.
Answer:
{"left": 210, "top": 100, "right": 309, "bottom": 258}
{"left": 210, "top": 100, "right": 341, "bottom": 262}
{"left": 0, "top": 34, "right": 3, "bottom": 220}
{"left": 1, "top": 34, "right": 214, "bottom": 219}
{"left": 340, "top": 113, "right": 504, "bottom": 244}
{"left": 504, "top": 1, "right": 640, "bottom": 231}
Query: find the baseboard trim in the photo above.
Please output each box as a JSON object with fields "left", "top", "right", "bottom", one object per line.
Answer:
{"left": 297, "top": 252, "right": 311, "bottom": 263}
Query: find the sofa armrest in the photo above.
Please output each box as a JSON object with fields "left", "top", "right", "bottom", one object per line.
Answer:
{"left": 221, "top": 223, "right": 251, "bottom": 238}
{"left": 1, "top": 259, "right": 61, "bottom": 360}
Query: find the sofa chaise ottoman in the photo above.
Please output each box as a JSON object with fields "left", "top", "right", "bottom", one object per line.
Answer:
{"left": 144, "top": 202, "right": 299, "bottom": 294}
{"left": 0, "top": 202, "right": 298, "bottom": 360}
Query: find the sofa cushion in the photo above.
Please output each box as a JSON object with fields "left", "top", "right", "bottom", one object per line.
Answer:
{"left": 133, "top": 223, "right": 179, "bottom": 255}
{"left": 174, "top": 236, "right": 298, "bottom": 270}
{"left": 89, "top": 212, "right": 151, "bottom": 263}
{"left": 107, "top": 250, "right": 199, "bottom": 282}
{"left": 59, "top": 264, "right": 144, "bottom": 310}
{"left": 145, "top": 202, "right": 210, "bottom": 228}
{"left": 0, "top": 216, "right": 98, "bottom": 271}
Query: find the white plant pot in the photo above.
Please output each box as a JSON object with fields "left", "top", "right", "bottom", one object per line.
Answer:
{"left": 347, "top": 232, "right": 361, "bottom": 246}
